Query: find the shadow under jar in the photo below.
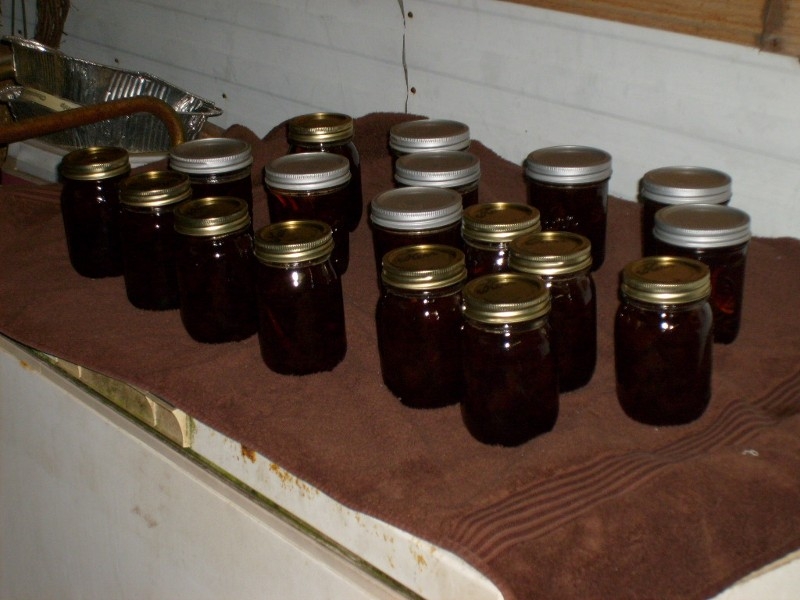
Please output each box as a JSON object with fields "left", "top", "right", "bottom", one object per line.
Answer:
{"left": 388, "top": 118, "right": 470, "bottom": 169}
{"left": 509, "top": 231, "right": 596, "bottom": 392}
{"left": 287, "top": 112, "right": 363, "bottom": 232}
{"left": 614, "top": 256, "right": 713, "bottom": 426}
{"left": 59, "top": 146, "right": 130, "bottom": 278}
{"left": 118, "top": 170, "right": 192, "bottom": 310}
{"left": 394, "top": 150, "right": 480, "bottom": 208}
{"left": 524, "top": 145, "right": 611, "bottom": 271}
{"left": 254, "top": 220, "right": 347, "bottom": 375}
{"left": 264, "top": 152, "right": 351, "bottom": 276}
{"left": 652, "top": 203, "right": 751, "bottom": 344}
{"left": 461, "top": 273, "right": 559, "bottom": 446}
{"left": 376, "top": 244, "right": 467, "bottom": 409}
{"left": 174, "top": 197, "right": 258, "bottom": 344}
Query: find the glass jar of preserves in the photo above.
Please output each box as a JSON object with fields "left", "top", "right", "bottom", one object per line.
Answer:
{"left": 59, "top": 146, "right": 130, "bottom": 278}
{"left": 394, "top": 150, "right": 480, "bottom": 208}
{"left": 254, "top": 220, "right": 347, "bottom": 375}
{"left": 119, "top": 170, "right": 192, "bottom": 310}
{"left": 264, "top": 152, "right": 351, "bottom": 276}
{"left": 461, "top": 273, "right": 559, "bottom": 446}
{"left": 639, "top": 166, "right": 731, "bottom": 255}
{"left": 614, "top": 256, "right": 713, "bottom": 426}
{"left": 287, "top": 112, "right": 363, "bottom": 232}
{"left": 462, "top": 202, "right": 541, "bottom": 279}
{"left": 169, "top": 137, "right": 254, "bottom": 218}
{"left": 524, "top": 145, "right": 612, "bottom": 270}
{"left": 509, "top": 231, "right": 595, "bottom": 392}
{"left": 376, "top": 244, "right": 467, "bottom": 409}
{"left": 174, "top": 196, "right": 258, "bottom": 344}
{"left": 653, "top": 203, "right": 750, "bottom": 344}
{"left": 369, "top": 186, "right": 463, "bottom": 281}
{"left": 389, "top": 118, "right": 470, "bottom": 164}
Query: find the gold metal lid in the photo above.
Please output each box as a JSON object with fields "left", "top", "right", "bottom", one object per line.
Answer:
{"left": 254, "top": 220, "right": 334, "bottom": 265}
{"left": 461, "top": 202, "right": 541, "bottom": 243}
{"left": 463, "top": 273, "right": 551, "bottom": 324}
{"left": 119, "top": 170, "right": 192, "bottom": 208}
{"left": 287, "top": 112, "right": 354, "bottom": 144}
{"left": 620, "top": 256, "right": 711, "bottom": 305}
{"left": 59, "top": 146, "right": 130, "bottom": 180}
{"left": 173, "top": 196, "right": 251, "bottom": 237}
{"left": 509, "top": 231, "right": 592, "bottom": 275}
{"left": 381, "top": 244, "right": 467, "bottom": 290}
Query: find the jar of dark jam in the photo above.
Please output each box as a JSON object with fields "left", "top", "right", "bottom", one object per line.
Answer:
{"left": 614, "top": 256, "right": 713, "bottom": 426}
{"left": 173, "top": 196, "right": 258, "bottom": 344}
{"left": 653, "top": 203, "right": 750, "bottom": 345}
{"left": 264, "top": 152, "right": 351, "bottom": 275}
{"left": 376, "top": 244, "right": 467, "bottom": 409}
{"left": 118, "top": 170, "right": 192, "bottom": 310}
{"left": 394, "top": 150, "right": 480, "bottom": 208}
{"left": 254, "top": 220, "right": 347, "bottom": 375}
{"left": 524, "top": 145, "right": 611, "bottom": 270}
{"left": 369, "top": 186, "right": 463, "bottom": 281}
{"left": 509, "top": 231, "right": 595, "bottom": 392}
{"left": 462, "top": 202, "right": 541, "bottom": 279}
{"left": 389, "top": 118, "right": 470, "bottom": 165}
{"left": 59, "top": 146, "right": 130, "bottom": 278}
{"left": 287, "top": 112, "right": 363, "bottom": 232}
{"left": 639, "top": 166, "right": 731, "bottom": 256}
{"left": 461, "top": 273, "right": 559, "bottom": 446}
{"left": 169, "top": 137, "right": 254, "bottom": 218}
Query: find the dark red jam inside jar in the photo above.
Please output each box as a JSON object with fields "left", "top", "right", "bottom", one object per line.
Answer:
{"left": 59, "top": 146, "right": 130, "bottom": 278}
{"left": 461, "top": 273, "right": 559, "bottom": 446}
{"left": 394, "top": 150, "right": 480, "bottom": 208}
{"left": 388, "top": 118, "right": 470, "bottom": 169}
{"left": 653, "top": 203, "right": 750, "bottom": 344}
{"left": 264, "top": 153, "right": 351, "bottom": 276}
{"left": 174, "top": 197, "right": 258, "bottom": 344}
{"left": 524, "top": 145, "right": 611, "bottom": 271}
{"left": 169, "top": 137, "right": 254, "bottom": 218}
{"left": 369, "top": 186, "right": 463, "bottom": 282}
{"left": 509, "top": 231, "right": 596, "bottom": 392}
{"left": 462, "top": 202, "right": 541, "bottom": 280}
{"left": 614, "top": 256, "right": 713, "bottom": 426}
{"left": 287, "top": 112, "right": 363, "bottom": 232}
{"left": 254, "top": 220, "right": 347, "bottom": 375}
{"left": 639, "top": 166, "right": 731, "bottom": 256}
{"left": 376, "top": 245, "right": 467, "bottom": 408}
{"left": 119, "top": 170, "right": 192, "bottom": 310}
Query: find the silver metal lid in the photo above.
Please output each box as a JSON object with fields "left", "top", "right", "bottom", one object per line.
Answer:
{"left": 169, "top": 138, "right": 254, "bottom": 175}
{"left": 461, "top": 202, "right": 542, "bottom": 243}
{"left": 370, "top": 187, "right": 463, "bottom": 230}
{"left": 389, "top": 118, "right": 471, "bottom": 153}
{"left": 640, "top": 166, "right": 731, "bottom": 204}
{"left": 263, "top": 152, "right": 351, "bottom": 191}
{"left": 524, "top": 145, "right": 612, "bottom": 184}
{"left": 653, "top": 204, "right": 751, "bottom": 248}
{"left": 394, "top": 150, "right": 480, "bottom": 188}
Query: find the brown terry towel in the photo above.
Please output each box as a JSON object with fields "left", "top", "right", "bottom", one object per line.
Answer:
{"left": 1, "top": 113, "right": 799, "bottom": 600}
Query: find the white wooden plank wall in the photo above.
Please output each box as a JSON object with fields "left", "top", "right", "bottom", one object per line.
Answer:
{"left": 2, "top": 0, "right": 799, "bottom": 237}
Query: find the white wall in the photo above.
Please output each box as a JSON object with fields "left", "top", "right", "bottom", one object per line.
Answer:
{"left": 3, "top": 0, "right": 799, "bottom": 238}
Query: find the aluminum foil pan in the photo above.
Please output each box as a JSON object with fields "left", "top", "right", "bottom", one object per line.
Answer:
{"left": 0, "top": 36, "right": 222, "bottom": 153}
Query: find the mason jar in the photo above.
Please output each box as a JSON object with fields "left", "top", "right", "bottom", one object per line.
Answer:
{"left": 394, "top": 150, "right": 480, "bottom": 208}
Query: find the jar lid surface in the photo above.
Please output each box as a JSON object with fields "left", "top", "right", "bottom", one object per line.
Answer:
{"left": 509, "top": 231, "right": 593, "bottom": 275}
{"left": 463, "top": 273, "right": 551, "bottom": 324}
{"left": 389, "top": 118, "right": 470, "bottom": 153}
{"left": 640, "top": 166, "right": 731, "bottom": 204}
{"left": 264, "top": 152, "right": 351, "bottom": 191}
{"left": 370, "top": 187, "right": 463, "bottom": 230}
{"left": 169, "top": 138, "right": 254, "bottom": 174}
{"left": 394, "top": 150, "right": 480, "bottom": 188}
{"left": 60, "top": 146, "right": 130, "bottom": 180}
{"left": 653, "top": 204, "right": 751, "bottom": 248}
{"left": 173, "top": 196, "right": 251, "bottom": 237}
{"left": 287, "top": 112, "right": 354, "bottom": 144}
{"left": 524, "top": 145, "right": 612, "bottom": 184}
{"left": 254, "top": 220, "right": 334, "bottom": 264}
{"left": 621, "top": 256, "right": 711, "bottom": 305}
{"left": 462, "top": 202, "right": 541, "bottom": 243}
{"left": 120, "top": 170, "right": 192, "bottom": 208}
{"left": 381, "top": 244, "right": 467, "bottom": 290}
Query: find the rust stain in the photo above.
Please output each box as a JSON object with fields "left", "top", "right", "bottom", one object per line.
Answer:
{"left": 760, "top": 0, "right": 785, "bottom": 52}
{"left": 18, "top": 359, "right": 33, "bottom": 371}
{"left": 240, "top": 444, "right": 257, "bottom": 462}
{"left": 413, "top": 551, "right": 428, "bottom": 568}
{"left": 131, "top": 505, "right": 158, "bottom": 528}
